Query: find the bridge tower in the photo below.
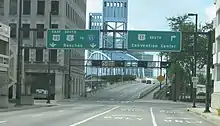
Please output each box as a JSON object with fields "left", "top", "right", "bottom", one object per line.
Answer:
{"left": 102, "top": 0, "right": 128, "bottom": 75}
{"left": 86, "top": 13, "right": 103, "bottom": 76}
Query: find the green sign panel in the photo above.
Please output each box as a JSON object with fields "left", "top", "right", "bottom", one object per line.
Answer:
{"left": 127, "top": 30, "right": 182, "bottom": 52}
{"left": 46, "top": 29, "right": 100, "bottom": 49}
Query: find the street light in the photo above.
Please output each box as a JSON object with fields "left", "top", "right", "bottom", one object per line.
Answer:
{"left": 188, "top": 13, "right": 198, "bottom": 108}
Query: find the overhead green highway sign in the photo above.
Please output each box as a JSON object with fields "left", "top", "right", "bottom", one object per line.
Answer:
{"left": 46, "top": 29, "right": 100, "bottom": 49}
{"left": 127, "top": 30, "right": 182, "bottom": 52}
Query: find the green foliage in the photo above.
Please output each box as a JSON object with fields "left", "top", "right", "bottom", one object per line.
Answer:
{"left": 100, "top": 75, "right": 136, "bottom": 83}
{"left": 198, "top": 73, "right": 206, "bottom": 85}
{"left": 164, "top": 14, "right": 213, "bottom": 84}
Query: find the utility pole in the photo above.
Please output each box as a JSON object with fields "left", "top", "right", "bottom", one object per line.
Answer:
{"left": 46, "top": 11, "right": 52, "bottom": 104}
{"left": 16, "top": 0, "right": 23, "bottom": 105}
{"left": 204, "top": 31, "right": 212, "bottom": 113}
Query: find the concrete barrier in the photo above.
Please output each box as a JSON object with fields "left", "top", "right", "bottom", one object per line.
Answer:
{"left": 138, "top": 84, "right": 160, "bottom": 99}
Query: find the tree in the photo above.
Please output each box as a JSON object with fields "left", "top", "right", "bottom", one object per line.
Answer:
{"left": 198, "top": 73, "right": 206, "bottom": 85}
{"left": 164, "top": 14, "right": 213, "bottom": 100}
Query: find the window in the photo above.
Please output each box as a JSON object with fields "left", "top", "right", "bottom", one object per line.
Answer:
{"left": 9, "top": 0, "right": 17, "bottom": 15}
{"left": 22, "top": 24, "right": 30, "bottom": 38}
{"left": 23, "top": 0, "right": 31, "bottom": 15}
{"left": 37, "top": 0, "right": 45, "bottom": 15}
{"left": 24, "top": 48, "right": 29, "bottom": 62}
{"left": 35, "top": 49, "right": 43, "bottom": 62}
{"left": 66, "top": 2, "right": 68, "bottom": 17}
{"left": 51, "top": 24, "right": 58, "bottom": 29}
{"left": 51, "top": 1, "right": 59, "bottom": 15}
{"left": 36, "top": 24, "right": 44, "bottom": 38}
{"left": 50, "top": 50, "right": 57, "bottom": 62}
{"left": 9, "top": 23, "right": 17, "bottom": 38}
{"left": 0, "top": 0, "right": 4, "bottom": 16}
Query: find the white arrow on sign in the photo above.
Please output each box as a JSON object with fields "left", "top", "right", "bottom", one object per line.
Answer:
{"left": 90, "top": 43, "right": 96, "bottom": 48}
{"left": 49, "top": 42, "right": 56, "bottom": 47}
{"left": 171, "top": 35, "right": 176, "bottom": 41}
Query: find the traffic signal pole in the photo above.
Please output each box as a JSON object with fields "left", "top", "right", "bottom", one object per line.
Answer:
{"left": 204, "top": 31, "right": 212, "bottom": 113}
{"left": 160, "top": 54, "right": 162, "bottom": 89}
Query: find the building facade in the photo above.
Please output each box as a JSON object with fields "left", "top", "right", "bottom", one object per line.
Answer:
{"left": 212, "top": 0, "right": 220, "bottom": 109}
{"left": 0, "top": 0, "right": 87, "bottom": 100}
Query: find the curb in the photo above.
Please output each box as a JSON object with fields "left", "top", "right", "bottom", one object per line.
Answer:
{"left": 188, "top": 108, "right": 220, "bottom": 126}
{"left": 0, "top": 104, "right": 57, "bottom": 112}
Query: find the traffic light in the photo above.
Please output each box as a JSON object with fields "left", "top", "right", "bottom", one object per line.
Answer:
{"left": 91, "top": 60, "right": 102, "bottom": 67}
{"left": 115, "top": 61, "right": 125, "bottom": 67}
{"left": 160, "top": 61, "right": 171, "bottom": 68}
{"left": 137, "top": 61, "right": 148, "bottom": 68}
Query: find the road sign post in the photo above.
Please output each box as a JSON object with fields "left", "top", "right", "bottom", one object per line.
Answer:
{"left": 127, "top": 30, "right": 182, "bottom": 52}
{"left": 157, "top": 75, "right": 165, "bottom": 82}
{"left": 192, "top": 76, "right": 198, "bottom": 88}
{"left": 46, "top": 29, "right": 100, "bottom": 49}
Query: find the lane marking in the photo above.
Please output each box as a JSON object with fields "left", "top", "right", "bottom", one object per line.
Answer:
{"left": 166, "top": 117, "right": 195, "bottom": 120}
{"left": 31, "top": 114, "right": 44, "bottom": 117}
{"left": 150, "top": 108, "right": 158, "bottom": 126}
{"left": 112, "top": 114, "right": 141, "bottom": 117}
{"left": 69, "top": 106, "right": 120, "bottom": 126}
{"left": 59, "top": 110, "right": 64, "bottom": 112}
{"left": 0, "top": 121, "right": 7, "bottom": 124}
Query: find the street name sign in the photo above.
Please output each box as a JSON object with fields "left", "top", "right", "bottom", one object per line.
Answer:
{"left": 127, "top": 30, "right": 182, "bottom": 52}
{"left": 46, "top": 29, "right": 100, "bottom": 49}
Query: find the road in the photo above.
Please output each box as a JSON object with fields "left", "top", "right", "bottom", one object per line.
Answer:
{"left": 0, "top": 81, "right": 215, "bottom": 126}
{"left": 87, "top": 81, "right": 153, "bottom": 102}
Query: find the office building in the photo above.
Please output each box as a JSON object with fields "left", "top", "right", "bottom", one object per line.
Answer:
{"left": 0, "top": 0, "right": 87, "bottom": 100}
{"left": 212, "top": 0, "right": 220, "bottom": 109}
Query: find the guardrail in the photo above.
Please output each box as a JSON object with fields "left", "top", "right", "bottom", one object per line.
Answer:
{"left": 138, "top": 84, "right": 160, "bottom": 99}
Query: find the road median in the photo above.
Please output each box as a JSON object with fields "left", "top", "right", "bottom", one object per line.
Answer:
{"left": 138, "top": 84, "right": 160, "bottom": 99}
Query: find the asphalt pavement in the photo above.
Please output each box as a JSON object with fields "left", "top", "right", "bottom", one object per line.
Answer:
{"left": 0, "top": 81, "right": 215, "bottom": 126}
{"left": 87, "top": 81, "right": 153, "bottom": 102}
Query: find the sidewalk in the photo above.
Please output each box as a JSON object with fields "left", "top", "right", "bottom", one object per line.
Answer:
{"left": 0, "top": 100, "right": 58, "bottom": 112}
{"left": 188, "top": 107, "right": 220, "bottom": 126}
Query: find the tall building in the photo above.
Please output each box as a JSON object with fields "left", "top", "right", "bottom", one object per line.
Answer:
{"left": 212, "top": 0, "right": 220, "bottom": 109}
{"left": 0, "top": 0, "right": 87, "bottom": 100}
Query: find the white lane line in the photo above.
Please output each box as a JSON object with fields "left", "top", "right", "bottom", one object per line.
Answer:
{"left": 69, "top": 106, "right": 120, "bottom": 126}
{"left": 31, "top": 114, "right": 44, "bottom": 117}
{"left": 112, "top": 114, "right": 140, "bottom": 117}
{"left": 150, "top": 108, "right": 158, "bottom": 126}
{"left": 166, "top": 117, "right": 195, "bottom": 120}
{"left": 0, "top": 121, "right": 7, "bottom": 124}
{"left": 59, "top": 110, "right": 64, "bottom": 112}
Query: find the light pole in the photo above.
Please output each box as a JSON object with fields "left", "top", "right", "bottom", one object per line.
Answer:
{"left": 16, "top": 0, "right": 23, "bottom": 105}
{"left": 46, "top": 10, "right": 52, "bottom": 104}
{"left": 188, "top": 13, "right": 198, "bottom": 108}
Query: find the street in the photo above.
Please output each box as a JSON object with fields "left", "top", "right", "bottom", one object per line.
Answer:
{"left": 88, "top": 81, "right": 153, "bottom": 103}
{"left": 0, "top": 82, "right": 215, "bottom": 126}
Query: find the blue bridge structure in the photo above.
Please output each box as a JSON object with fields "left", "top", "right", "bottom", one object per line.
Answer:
{"left": 86, "top": 0, "right": 153, "bottom": 78}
